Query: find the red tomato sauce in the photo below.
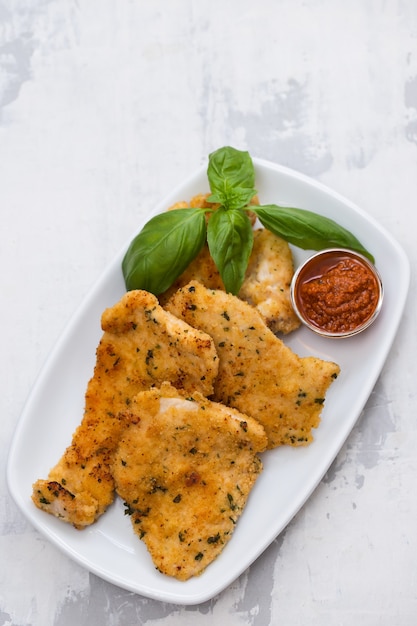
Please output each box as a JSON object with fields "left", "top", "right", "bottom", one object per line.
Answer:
{"left": 295, "top": 254, "right": 380, "bottom": 334}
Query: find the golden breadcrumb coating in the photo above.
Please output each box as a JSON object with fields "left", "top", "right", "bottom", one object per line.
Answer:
{"left": 112, "top": 383, "right": 267, "bottom": 580}
{"left": 32, "top": 290, "right": 218, "bottom": 528}
{"left": 166, "top": 281, "right": 340, "bottom": 449}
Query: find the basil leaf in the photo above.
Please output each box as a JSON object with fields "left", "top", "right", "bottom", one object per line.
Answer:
{"left": 207, "top": 207, "right": 254, "bottom": 294}
{"left": 251, "top": 204, "right": 374, "bottom": 263}
{"left": 207, "top": 146, "right": 257, "bottom": 210}
{"left": 122, "top": 209, "right": 207, "bottom": 294}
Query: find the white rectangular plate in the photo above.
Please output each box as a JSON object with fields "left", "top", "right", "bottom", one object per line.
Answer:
{"left": 7, "top": 157, "right": 410, "bottom": 605}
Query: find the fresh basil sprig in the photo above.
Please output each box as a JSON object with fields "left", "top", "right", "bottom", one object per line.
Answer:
{"left": 251, "top": 205, "right": 373, "bottom": 260}
{"left": 207, "top": 206, "right": 254, "bottom": 295}
{"left": 122, "top": 146, "right": 374, "bottom": 295}
{"left": 122, "top": 208, "right": 207, "bottom": 294}
{"left": 206, "top": 147, "right": 257, "bottom": 209}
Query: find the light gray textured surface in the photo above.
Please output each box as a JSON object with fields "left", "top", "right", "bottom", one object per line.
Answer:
{"left": 1, "top": 1, "right": 416, "bottom": 624}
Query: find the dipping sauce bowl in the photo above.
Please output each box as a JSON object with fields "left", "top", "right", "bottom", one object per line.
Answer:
{"left": 290, "top": 248, "right": 383, "bottom": 338}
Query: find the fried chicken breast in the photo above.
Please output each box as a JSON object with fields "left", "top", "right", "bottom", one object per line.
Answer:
{"left": 238, "top": 229, "right": 300, "bottom": 334}
{"left": 32, "top": 290, "right": 219, "bottom": 528}
{"left": 112, "top": 383, "right": 267, "bottom": 580}
{"left": 159, "top": 228, "right": 299, "bottom": 335}
{"left": 166, "top": 281, "right": 340, "bottom": 449}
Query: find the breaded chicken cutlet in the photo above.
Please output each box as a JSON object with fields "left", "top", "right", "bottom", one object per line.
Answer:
{"left": 112, "top": 383, "right": 268, "bottom": 580}
{"left": 166, "top": 281, "right": 340, "bottom": 449}
{"left": 32, "top": 290, "right": 218, "bottom": 528}
{"left": 239, "top": 229, "right": 300, "bottom": 334}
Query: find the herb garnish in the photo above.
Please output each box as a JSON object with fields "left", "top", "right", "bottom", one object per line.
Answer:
{"left": 122, "top": 146, "right": 374, "bottom": 295}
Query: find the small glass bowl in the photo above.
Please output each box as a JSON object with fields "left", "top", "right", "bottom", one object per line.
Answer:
{"left": 290, "top": 248, "right": 383, "bottom": 338}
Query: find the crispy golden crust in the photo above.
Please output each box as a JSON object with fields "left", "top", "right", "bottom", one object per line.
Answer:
{"left": 112, "top": 383, "right": 267, "bottom": 580}
{"left": 166, "top": 281, "right": 340, "bottom": 449}
{"left": 32, "top": 290, "right": 219, "bottom": 528}
{"left": 159, "top": 225, "right": 299, "bottom": 335}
